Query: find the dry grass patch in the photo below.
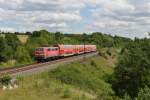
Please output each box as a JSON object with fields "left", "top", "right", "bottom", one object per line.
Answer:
{"left": 17, "top": 35, "right": 29, "bottom": 44}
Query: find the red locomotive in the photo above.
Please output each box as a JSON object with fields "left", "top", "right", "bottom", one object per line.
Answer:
{"left": 35, "top": 44, "right": 97, "bottom": 61}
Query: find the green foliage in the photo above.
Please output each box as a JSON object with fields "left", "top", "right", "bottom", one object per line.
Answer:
{"left": 50, "top": 65, "right": 98, "bottom": 90}
{"left": 0, "top": 37, "right": 14, "bottom": 62}
{"left": 0, "top": 76, "right": 11, "bottom": 86}
{"left": 96, "top": 93, "right": 114, "bottom": 100}
{"left": 91, "top": 33, "right": 113, "bottom": 48}
{"left": 4, "top": 45, "right": 14, "bottom": 60}
{"left": 0, "top": 37, "right": 8, "bottom": 62}
{"left": 49, "top": 57, "right": 114, "bottom": 94}
{"left": 5, "top": 34, "right": 21, "bottom": 51}
{"left": 15, "top": 46, "right": 32, "bottom": 63}
{"left": 55, "top": 32, "right": 63, "bottom": 43}
{"left": 111, "top": 39, "right": 150, "bottom": 98}
{"left": 62, "top": 87, "right": 72, "bottom": 98}
{"left": 0, "top": 73, "right": 94, "bottom": 100}
{"left": 136, "top": 86, "right": 150, "bottom": 100}
{"left": 0, "top": 30, "right": 134, "bottom": 99}
{"left": 113, "top": 36, "right": 132, "bottom": 48}
{"left": 91, "top": 60, "right": 97, "bottom": 68}
{"left": 0, "top": 55, "right": 116, "bottom": 100}
{"left": 123, "top": 94, "right": 132, "bottom": 100}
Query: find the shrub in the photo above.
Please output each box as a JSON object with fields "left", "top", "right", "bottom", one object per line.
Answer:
{"left": 136, "top": 86, "right": 150, "bottom": 100}
{"left": 0, "top": 76, "right": 12, "bottom": 86}
{"left": 15, "top": 46, "right": 32, "bottom": 63}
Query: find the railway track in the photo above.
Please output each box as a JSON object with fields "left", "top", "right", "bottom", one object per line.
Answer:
{"left": 0, "top": 52, "right": 98, "bottom": 78}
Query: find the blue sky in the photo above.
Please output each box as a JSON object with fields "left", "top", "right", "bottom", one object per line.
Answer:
{"left": 0, "top": 0, "right": 150, "bottom": 38}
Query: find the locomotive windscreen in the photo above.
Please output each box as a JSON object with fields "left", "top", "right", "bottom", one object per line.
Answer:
{"left": 36, "top": 48, "right": 44, "bottom": 51}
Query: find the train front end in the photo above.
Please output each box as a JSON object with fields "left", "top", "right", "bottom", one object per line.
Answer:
{"left": 35, "top": 47, "right": 46, "bottom": 61}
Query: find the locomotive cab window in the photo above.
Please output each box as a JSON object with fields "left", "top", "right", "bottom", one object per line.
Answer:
{"left": 52, "top": 48, "right": 56, "bottom": 51}
{"left": 48, "top": 48, "right": 58, "bottom": 51}
{"left": 48, "top": 48, "right": 51, "bottom": 51}
{"left": 55, "top": 48, "right": 58, "bottom": 50}
{"left": 36, "top": 48, "right": 44, "bottom": 51}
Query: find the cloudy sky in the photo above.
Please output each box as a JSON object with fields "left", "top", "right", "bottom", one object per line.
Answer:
{"left": 0, "top": 0, "right": 150, "bottom": 38}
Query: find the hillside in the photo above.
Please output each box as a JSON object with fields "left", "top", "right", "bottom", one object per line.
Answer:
{"left": 0, "top": 52, "right": 116, "bottom": 100}
{"left": 2, "top": 30, "right": 146, "bottom": 99}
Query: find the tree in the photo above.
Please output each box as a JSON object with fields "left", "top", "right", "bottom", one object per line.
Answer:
{"left": 0, "top": 37, "right": 7, "bottom": 62}
{"left": 111, "top": 40, "right": 150, "bottom": 98}
{"left": 15, "top": 46, "right": 32, "bottom": 63}
{"left": 4, "top": 45, "right": 14, "bottom": 60}
{"left": 5, "top": 34, "right": 21, "bottom": 51}
{"left": 55, "top": 32, "right": 63, "bottom": 43}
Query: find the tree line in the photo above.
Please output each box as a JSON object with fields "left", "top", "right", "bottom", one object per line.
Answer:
{"left": 111, "top": 38, "right": 150, "bottom": 99}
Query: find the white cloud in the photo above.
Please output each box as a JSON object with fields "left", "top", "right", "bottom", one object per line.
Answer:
{"left": 0, "top": 0, "right": 149, "bottom": 38}
{"left": 86, "top": 0, "right": 150, "bottom": 38}
{"left": 0, "top": 0, "right": 83, "bottom": 32}
{"left": 0, "top": 27, "right": 16, "bottom": 32}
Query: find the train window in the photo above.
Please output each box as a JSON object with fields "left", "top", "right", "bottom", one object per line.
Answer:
{"left": 50, "top": 48, "right": 54, "bottom": 51}
{"left": 48, "top": 48, "right": 51, "bottom": 51}
{"left": 52, "top": 48, "right": 57, "bottom": 51}
{"left": 36, "top": 48, "right": 44, "bottom": 51}
{"left": 45, "top": 48, "right": 59, "bottom": 51}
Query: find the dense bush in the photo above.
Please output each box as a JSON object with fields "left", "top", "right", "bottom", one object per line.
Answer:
{"left": 0, "top": 35, "right": 20, "bottom": 62}
{"left": 136, "top": 86, "right": 150, "bottom": 100}
{"left": 0, "top": 76, "right": 11, "bottom": 86}
{"left": 0, "top": 37, "right": 8, "bottom": 62}
{"left": 15, "top": 46, "right": 32, "bottom": 63}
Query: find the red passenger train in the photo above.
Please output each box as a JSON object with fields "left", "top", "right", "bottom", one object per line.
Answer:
{"left": 35, "top": 44, "right": 97, "bottom": 61}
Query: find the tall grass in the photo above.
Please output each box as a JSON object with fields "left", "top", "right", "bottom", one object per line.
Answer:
{"left": 0, "top": 55, "right": 115, "bottom": 100}
{"left": 49, "top": 56, "right": 114, "bottom": 94}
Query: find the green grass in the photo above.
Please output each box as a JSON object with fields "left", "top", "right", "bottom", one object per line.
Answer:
{"left": 0, "top": 73, "right": 95, "bottom": 100}
{"left": 49, "top": 56, "right": 114, "bottom": 94}
{"left": 0, "top": 51, "right": 117, "bottom": 100}
{"left": 0, "top": 60, "right": 35, "bottom": 69}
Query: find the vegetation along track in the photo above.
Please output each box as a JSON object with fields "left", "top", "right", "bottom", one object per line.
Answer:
{"left": 0, "top": 52, "right": 98, "bottom": 78}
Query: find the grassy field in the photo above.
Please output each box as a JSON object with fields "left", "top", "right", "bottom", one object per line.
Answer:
{"left": 0, "top": 76, "right": 94, "bottom": 100}
{"left": 0, "top": 51, "right": 117, "bottom": 100}
{"left": 17, "top": 35, "right": 29, "bottom": 44}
